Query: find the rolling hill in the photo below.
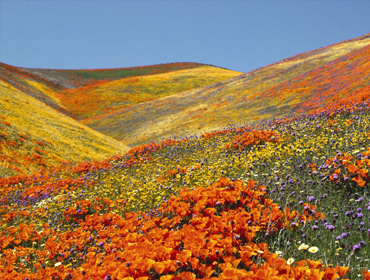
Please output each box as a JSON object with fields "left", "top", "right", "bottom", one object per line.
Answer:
{"left": 82, "top": 33, "right": 370, "bottom": 147}
{"left": 2, "top": 33, "right": 370, "bottom": 279}
{"left": 0, "top": 80, "right": 127, "bottom": 176}
{"left": 0, "top": 62, "right": 242, "bottom": 175}
{"left": 57, "top": 65, "right": 242, "bottom": 120}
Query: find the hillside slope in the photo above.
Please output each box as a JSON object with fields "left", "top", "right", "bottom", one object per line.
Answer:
{"left": 0, "top": 62, "right": 241, "bottom": 176}
{"left": 0, "top": 63, "right": 72, "bottom": 117}
{"left": 1, "top": 62, "right": 242, "bottom": 120}
{"left": 83, "top": 33, "right": 370, "bottom": 147}
{"left": 1, "top": 83, "right": 370, "bottom": 278}
{"left": 0, "top": 80, "right": 127, "bottom": 176}
{"left": 3, "top": 33, "right": 370, "bottom": 279}
{"left": 58, "top": 65, "right": 242, "bottom": 119}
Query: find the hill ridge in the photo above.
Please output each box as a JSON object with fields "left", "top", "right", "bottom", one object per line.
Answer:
{"left": 82, "top": 33, "right": 370, "bottom": 147}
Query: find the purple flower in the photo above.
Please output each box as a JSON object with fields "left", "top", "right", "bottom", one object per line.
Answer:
{"left": 98, "top": 242, "right": 104, "bottom": 247}
{"left": 312, "top": 225, "right": 318, "bottom": 231}
{"left": 357, "top": 213, "right": 364, "bottom": 219}
{"left": 307, "top": 196, "right": 315, "bottom": 202}
{"left": 341, "top": 232, "right": 348, "bottom": 239}
{"left": 299, "top": 200, "right": 303, "bottom": 205}
{"left": 353, "top": 244, "right": 361, "bottom": 253}
{"left": 336, "top": 235, "right": 342, "bottom": 240}
{"left": 358, "top": 197, "right": 364, "bottom": 203}
{"left": 357, "top": 208, "right": 362, "bottom": 212}
{"left": 327, "top": 225, "right": 335, "bottom": 231}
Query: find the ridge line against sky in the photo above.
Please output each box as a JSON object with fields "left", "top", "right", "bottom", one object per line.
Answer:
{"left": 1, "top": 1, "right": 370, "bottom": 73}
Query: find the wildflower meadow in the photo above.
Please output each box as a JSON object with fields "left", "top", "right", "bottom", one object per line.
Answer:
{"left": 2, "top": 34, "right": 370, "bottom": 279}
{"left": 1, "top": 87, "right": 370, "bottom": 278}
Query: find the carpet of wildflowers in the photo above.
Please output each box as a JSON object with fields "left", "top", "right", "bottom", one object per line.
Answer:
{"left": 0, "top": 80, "right": 126, "bottom": 177}
{"left": 3, "top": 34, "right": 370, "bottom": 280}
{"left": 2, "top": 88, "right": 370, "bottom": 279}
{"left": 62, "top": 66, "right": 242, "bottom": 120}
{"left": 83, "top": 34, "right": 370, "bottom": 148}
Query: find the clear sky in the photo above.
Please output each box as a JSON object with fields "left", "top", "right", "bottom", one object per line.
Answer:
{"left": 1, "top": 1, "right": 369, "bottom": 73}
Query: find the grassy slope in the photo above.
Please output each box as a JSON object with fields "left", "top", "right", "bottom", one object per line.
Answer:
{"left": 0, "top": 80, "right": 127, "bottom": 177}
{"left": 59, "top": 66, "right": 242, "bottom": 119}
{"left": 83, "top": 33, "right": 370, "bottom": 147}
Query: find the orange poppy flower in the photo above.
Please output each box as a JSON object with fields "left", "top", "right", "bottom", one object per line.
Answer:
{"left": 352, "top": 175, "right": 366, "bottom": 187}
{"left": 335, "top": 266, "right": 349, "bottom": 278}
{"left": 359, "top": 168, "right": 369, "bottom": 179}
{"left": 363, "top": 270, "right": 370, "bottom": 280}
{"left": 347, "top": 164, "right": 359, "bottom": 174}
{"left": 160, "top": 275, "right": 175, "bottom": 280}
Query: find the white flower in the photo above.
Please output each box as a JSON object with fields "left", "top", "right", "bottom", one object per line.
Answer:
{"left": 298, "top": 243, "right": 309, "bottom": 250}
{"left": 287, "top": 258, "right": 295, "bottom": 265}
{"left": 308, "top": 246, "right": 319, "bottom": 253}
{"left": 275, "top": 251, "right": 283, "bottom": 255}
{"left": 55, "top": 262, "right": 62, "bottom": 267}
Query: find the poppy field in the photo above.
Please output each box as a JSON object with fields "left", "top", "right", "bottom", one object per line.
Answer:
{"left": 82, "top": 34, "right": 370, "bottom": 148}
{"left": 2, "top": 33, "right": 370, "bottom": 279}
{"left": 1, "top": 84, "right": 370, "bottom": 279}
{"left": 59, "top": 66, "right": 242, "bottom": 120}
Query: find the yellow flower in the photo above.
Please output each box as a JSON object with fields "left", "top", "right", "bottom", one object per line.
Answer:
{"left": 287, "top": 258, "right": 295, "bottom": 265}
{"left": 308, "top": 246, "right": 319, "bottom": 253}
{"left": 275, "top": 251, "right": 283, "bottom": 255}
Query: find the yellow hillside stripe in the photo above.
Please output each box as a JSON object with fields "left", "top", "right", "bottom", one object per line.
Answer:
{"left": 0, "top": 80, "right": 127, "bottom": 165}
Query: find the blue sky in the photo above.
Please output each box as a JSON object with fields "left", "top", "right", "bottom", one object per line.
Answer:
{"left": 1, "top": 1, "right": 369, "bottom": 73}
